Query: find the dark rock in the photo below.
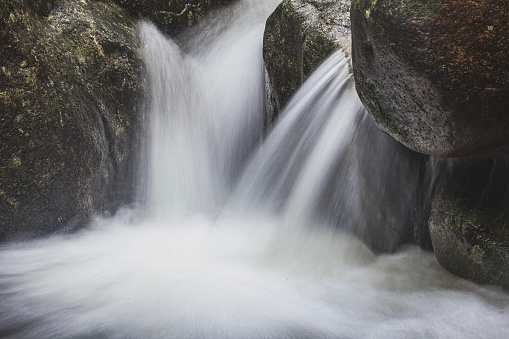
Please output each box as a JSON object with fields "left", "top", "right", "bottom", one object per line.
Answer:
{"left": 351, "top": 0, "right": 509, "bottom": 157}
{"left": 112, "top": 0, "right": 238, "bottom": 37}
{"left": 263, "top": 0, "right": 351, "bottom": 126}
{"left": 0, "top": 0, "right": 145, "bottom": 241}
{"left": 429, "top": 154, "right": 509, "bottom": 287}
{"left": 327, "top": 109, "right": 432, "bottom": 253}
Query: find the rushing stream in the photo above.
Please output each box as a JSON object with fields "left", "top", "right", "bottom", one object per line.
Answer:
{"left": 1, "top": 1, "right": 509, "bottom": 338}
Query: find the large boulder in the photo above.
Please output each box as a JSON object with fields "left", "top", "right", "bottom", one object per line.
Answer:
{"left": 0, "top": 0, "right": 145, "bottom": 241}
{"left": 351, "top": 0, "right": 509, "bottom": 157}
{"left": 0, "top": 0, "right": 244, "bottom": 242}
{"left": 263, "top": 0, "right": 351, "bottom": 126}
{"left": 112, "top": 0, "right": 238, "bottom": 36}
{"left": 429, "top": 154, "right": 509, "bottom": 287}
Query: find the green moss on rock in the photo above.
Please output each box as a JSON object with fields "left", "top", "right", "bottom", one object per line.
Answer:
{"left": 1, "top": 0, "right": 240, "bottom": 242}
{"left": 0, "top": 0, "right": 145, "bottom": 242}
{"left": 263, "top": 0, "right": 350, "bottom": 127}
{"left": 430, "top": 184, "right": 509, "bottom": 288}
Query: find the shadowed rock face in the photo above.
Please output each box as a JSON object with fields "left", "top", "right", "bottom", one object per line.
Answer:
{"left": 0, "top": 0, "right": 146, "bottom": 241}
{"left": 351, "top": 0, "right": 509, "bottom": 157}
{"left": 429, "top": 154, "right": 509, "bottom": 288}
{"left": 263, "top": 0, "right": 351, "bottom": 126}
{"left": 112, "top": 0, "right": 238, "bottom": 36}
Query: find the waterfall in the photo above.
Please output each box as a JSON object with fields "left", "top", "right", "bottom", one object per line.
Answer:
{"left": 139, "top": 1, "right": 271, "bottom": 218}
{"left": 1, "top": 1, "right": 508, "bottom": 338}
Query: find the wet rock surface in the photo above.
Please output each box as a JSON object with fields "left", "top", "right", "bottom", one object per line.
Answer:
{"left": 429, "top": 155, "right": 509, "bottom": 288}
{"left": 112, "top": 0, "right": 238, "bottom": 36}
{"left": 0, "top": 0, "right": 145, "bottom": 241}
{"left": 263, "top": 0, "right": 351, "bottom": 125}
{"left": 351, "top": 0, "right": 509, "bottom": 157}
{"left": 0, "top": 0, "right": 235, "bottom": 242}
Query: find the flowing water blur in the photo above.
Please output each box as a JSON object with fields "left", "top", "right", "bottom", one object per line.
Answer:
{"left": 1, "top": 1, "right": 509, "bottom": 338}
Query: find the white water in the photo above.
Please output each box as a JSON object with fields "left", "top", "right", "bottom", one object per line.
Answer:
{"left": 1, "top": 1, "right": 509, "bottom": 338}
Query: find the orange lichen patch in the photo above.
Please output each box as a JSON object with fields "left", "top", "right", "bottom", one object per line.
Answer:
{"left": 429, "top": 0, "right": 509, "bottom": 111}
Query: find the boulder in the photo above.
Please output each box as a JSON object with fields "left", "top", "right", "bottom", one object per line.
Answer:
{"left": 429, "top": 154, "right": 509, "bottom": 287}
{"left": 0, "top": 0, "right": 145, "bottom": 241}
{"left": 112, "top": 0, "right": 238, "bottom": 36}
{"left": 263, "top": 0, "right": 351, "bottom": 126}
{"left": 351, "top": 0, "right": 509, "bottom": 157}
{"left": 0, "top": 0, "right": 254, "bottom": 242}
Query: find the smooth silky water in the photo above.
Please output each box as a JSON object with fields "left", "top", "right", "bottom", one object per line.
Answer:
{"left": 1, "top": 1, "right": 508, "bottom": 338}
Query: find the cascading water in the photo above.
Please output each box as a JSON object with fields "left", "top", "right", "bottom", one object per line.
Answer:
{"left": 140, "top": 1, "right": 270, "bottom": 217}
{"left": 1, "top": 1, "right": 509, "bottom": 338}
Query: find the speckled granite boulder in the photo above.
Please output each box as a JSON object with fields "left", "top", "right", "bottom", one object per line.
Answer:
{"left": 351, "top": 0, "right": 509, "bottom": 157}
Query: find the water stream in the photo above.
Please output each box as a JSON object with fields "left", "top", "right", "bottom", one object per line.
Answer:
{"left": 1, "top": 1, "right": 508, "bottom": 338}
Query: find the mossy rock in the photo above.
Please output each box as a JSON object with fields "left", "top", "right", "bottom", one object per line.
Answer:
{"left": 0, "top": 0, "right": 145, "bottom": 241}
{"left": 351, "top": 0, "right": 509, "bottom": 157}
{"left": 429, "top": 155, "right": 509, "bottom": 288}
{"left": 112, "top": 0, "right": 238, "bottom": 36}
{"left": 263, "top": 0, "right": 351, "bottom": 127}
